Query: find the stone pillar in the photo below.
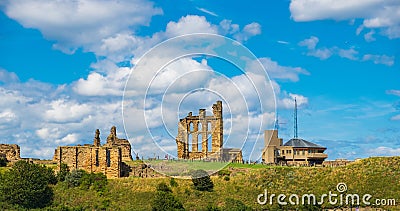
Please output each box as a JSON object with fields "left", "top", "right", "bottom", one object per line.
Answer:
{"left": 212, "top": 101, "right": 223, "bottom": 152}
{"left": 93, "top": 129, "right": 101, "bottom": 147}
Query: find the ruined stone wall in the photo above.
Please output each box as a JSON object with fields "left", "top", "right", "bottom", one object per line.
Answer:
{"left": 176, "top": 101, "right": 242, "bottom": 162}
{"left": 54, "top": 145, "right": 122, "bottom": 178}
{"left": 176, "top": 101, "right": 223, "bottom": 160}
{"left": 53, "top": 126, "right": 132, "bottom": 179}
{"left": 0, "top": 144, "right": 20, "bottom": 161}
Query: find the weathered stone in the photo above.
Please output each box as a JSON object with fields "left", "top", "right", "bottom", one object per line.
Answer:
{"left": 176, "top": 101, "right": 242, "bottom": 163}
{"left": 0, "top": 144, "right": 20, "bottom": 162}
{"left": 53, "top": 126, "right": 133, "bottom": 178}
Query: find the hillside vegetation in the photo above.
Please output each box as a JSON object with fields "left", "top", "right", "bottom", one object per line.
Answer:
{"left": 1, "top": 156, "right": 399, "bottom": 210}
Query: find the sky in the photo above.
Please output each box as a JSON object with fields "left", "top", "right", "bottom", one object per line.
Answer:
{"left": 0, "top": 0, "right": 399, "bottom": 161}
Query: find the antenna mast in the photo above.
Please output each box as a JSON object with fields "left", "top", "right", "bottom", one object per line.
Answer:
{"left": 294, "top": 98, "right": 298, "bottom": 138}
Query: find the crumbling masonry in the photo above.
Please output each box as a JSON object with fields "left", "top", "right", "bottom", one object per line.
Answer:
{"left": 176, "top": 101, "right": 243, "bottom": 162}
{"left": 0, "top": 144, "right": 20, "bottom": 162}
{"left": 53, "top": 126, "right": 132, "bottom": 178}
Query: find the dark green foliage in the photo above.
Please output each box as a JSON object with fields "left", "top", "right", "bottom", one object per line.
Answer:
{"left": 56, "top": 163, "right": 69, "bottom": 182}
{"left": 152, "top": 182, "right": 184, "bottom": 211}
{"left": 170, "top": 177, "right": 178, "bottom": 187}
{"left": 156, "top": 182, "right": 172, "bottom": 192}
{"left": 81, "top": 172, "right": 108, "bottom": 192}
{"left": 223, "top": 198, "right": 252, "bottom": 211}
{"left": 0, "top": 160, "right": 56, "bottom": 209}
{"left": 217, "top": 169, "right": 231, "bottom": 177}
{"left": 0, "top": 157, "right": 7, "bottom": 167}
{"left": 65, "top": 169, "right": 107, "bottom": 192}
{"left": 223, "top": 175, "right": 230, "bottom": 181}
{"left": 65, "top": 169, "right": 85, "bottom": 188}
{"left": 191, "top": 169, "right": 214, "bottom": 191}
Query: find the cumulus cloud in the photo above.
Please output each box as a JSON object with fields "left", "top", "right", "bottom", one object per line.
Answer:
{"left": 290, "top": 0, "right": 400, "bottom": 39}
{"left": 165, "top": 15, "right": 218, "bottom": 37}
{"left": 0, "top": 69, "right": 19, "bottom": 83}
{"left": 3, "top": 0, "right": 163, "bottom": 53}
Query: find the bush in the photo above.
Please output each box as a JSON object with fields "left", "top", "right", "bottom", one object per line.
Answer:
{"left": 217, "top": 169, "right": 231, "bottom": 177}
{"left": 152, "top": 182, "right": 184, "bottom": 211}
{"left": 223, "top": 175, "right": 230, "bottom": 181}
{"left": 191, "top": 169, "right": 214, "bottom": 191}
{"left": 156, "top": 182, "right": 172, "bottom": 192}
{"left": 56, "top": 163, "right": 69, "bottom": 182}
{"left": 65, "top": 170, "right": 107, "bottom": 192}
{"left": 0, "top": 160, "right": 56, "bottom": 209}
{"left": 223, "top": 198, "right": 251, "bottom": 211}
{"left": 0, "top": 157, "right": 7, "bottom": 167}
{"left": 65, "top": 169, "right": 85, "bottom": 188}
{"left": 170, "top": 177, "right": 178, "bottom": 187}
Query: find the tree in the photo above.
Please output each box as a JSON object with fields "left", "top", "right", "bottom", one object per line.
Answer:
{"left": 191, "top": 169, "right": 214, "bottom": 191}
{"left": 56, "top": 163, "right": 69, "bottom": 182}
{"left": 0, "top": 157, "right": 7, "bottom": 167}
{"left": 0, "top": 160, "right": 56, "bottom": 209}
{"left": 152, "top": 182, "right": 184, "bottom": 211}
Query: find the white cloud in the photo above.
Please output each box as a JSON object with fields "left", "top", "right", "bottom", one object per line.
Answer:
{"left": 249, "top": 57, "right": 309, "bottom": 82}
{"left": 233, "top": 22, "right": 262, "bottom": 42}
{"left": 390, "top": 114, "right": 400, "bottom": 121}
{"left": 364, "top": 30, "right": 376, "bottom": 42}
{"left": 0, "top": 69, "right": 19, "bottom": 83}
{"left": 196, "top": 7, "right": 218, "bottom": 17}
{"left": 298, "top": 36, "right": 395, "bottom": 65}
{"left": 338, "top": 48, "right": 358, "bottom": 60}
{"left": 3, "top": 0, "right": 163, "bottom": 53}
{"left": 44, "top": 99, "right": 92, "bottom": 123}
{"left": 386, "top": 89, "right": 400, "bottom": 96}
{"left": 367, "top": 146, "right": 400, "bottom": 156}
{"left": 362, "top": 54, "right": 395, "bottom": 66}
{"left": 290, "top": 0, "right": 400, "bottom": 39}
{"left": 165, "top": 15, "right": 218, "bottom": 37}
{"left": 298, "top": 36, "right": 333, "bottom": 60}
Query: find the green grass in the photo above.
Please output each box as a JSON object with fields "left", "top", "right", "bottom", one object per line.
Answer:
{"left": 44, "top": 156, "right": 400, "bottom": 210}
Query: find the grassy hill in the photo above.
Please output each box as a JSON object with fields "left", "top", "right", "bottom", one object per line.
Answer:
{"left": 1, "top": 156, "right": 399, "bottom": 210}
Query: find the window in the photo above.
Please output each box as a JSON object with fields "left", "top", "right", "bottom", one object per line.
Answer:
{"left": 95, "top": 150, "right": 99, "bottom": 167}
{"left": 282, "top": 150, "right": 285, "bottom": 155}
{"left": 106, "top": 149, "right": 111, "bottom": 167}
{"left": 302, "top": 150, "right": 305, "bottom": 155}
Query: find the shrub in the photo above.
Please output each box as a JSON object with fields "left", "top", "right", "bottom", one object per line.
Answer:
{"left": 217, "top": 169, "right": 231, "bottom": 177}
{"left": 156, "top": 182, "right": 172, "bottom": 192}
{"left": 152, "top": 182, "right": 184, "bottom": 211}
{"left": 65, "top": 170, "right": 107, "bottom": 192}
{"left": 0, "top": 160, "right": 56, "bottom": 209}
{"left": 170, "top": 177, "right": 178, "bottom": 187}
{"left": 0, "top": 157, "right": 7, "bottom": 167}
{"left": 65, "top": 169, "right": 85, "bottom": 188}
{"left": 56, "top": 163, "right": 69, "bottom": 182}
{"left": 191, "top": 169, "right": 214, "bottom": 191}
{"left": 223, "top": 175, "right": 230, "bottom": 181}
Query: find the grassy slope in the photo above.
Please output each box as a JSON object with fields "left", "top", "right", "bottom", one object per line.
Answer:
{"left": 48, "top": 156, "right": 400, "bottom": 210}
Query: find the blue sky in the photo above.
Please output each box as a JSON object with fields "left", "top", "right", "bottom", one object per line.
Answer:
{"left": 0, "top": 0, "right": 399, "bottom": 161}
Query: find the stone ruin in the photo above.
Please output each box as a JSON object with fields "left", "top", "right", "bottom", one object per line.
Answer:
{"left": 0, "top": 144, "right": 20, "bottom": 162}
{"left": 176, "top": 101, "right": 243, "bottom": 162}
{"left": 53, "top": 126, "right": 132, "bottom": 178}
